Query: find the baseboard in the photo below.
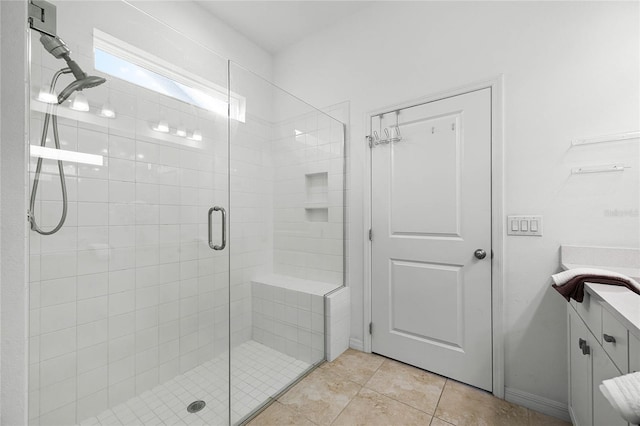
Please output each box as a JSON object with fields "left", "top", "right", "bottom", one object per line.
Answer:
{"left": 504, "top": 387, "right": 570, "bottom": 422}
{"left": 349, "top": 338, "right": 364, "bottom": 352}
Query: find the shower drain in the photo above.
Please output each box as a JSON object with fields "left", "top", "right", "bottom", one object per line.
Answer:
{"left": 187, "top": 400, "right": 206, "bottom": 413}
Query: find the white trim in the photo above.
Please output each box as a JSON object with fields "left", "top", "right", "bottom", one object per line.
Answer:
{"left": 491, "top": 75, "right": 506, "bottom": 399}
{"left": 362, "top": 76, "right": 505, "bottom": 398}
{"left": 505, "top": 387, "right": 571, "bottom": 422}
{"left": 1, "top": 2, "right": 30, "bottom": 424}
{"left": 349, "top": 338, "right": 364, "bottom": 352}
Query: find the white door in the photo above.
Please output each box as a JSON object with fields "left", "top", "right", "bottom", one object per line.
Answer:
{"left": 371, "top": 88, "right": 492, "bottom": 391}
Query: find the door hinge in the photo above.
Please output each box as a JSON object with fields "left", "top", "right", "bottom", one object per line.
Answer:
{"left": 28, "top": 0, "right": 57, "bottom": 37}
{"left": 369, "top": 322, "right": 373, "bottom": 334}
{"left": 368, "top": 229, "right": 372, "bottom": 241}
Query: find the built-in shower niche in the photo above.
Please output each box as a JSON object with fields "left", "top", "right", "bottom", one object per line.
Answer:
{"left": 304, "top": 172, "right": 328, "bottom": 222}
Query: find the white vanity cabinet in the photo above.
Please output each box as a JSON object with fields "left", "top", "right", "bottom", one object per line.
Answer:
{"left": 568, "top": 285, "right": 639, "bottom": 426}
{"left": 630, "top": 333, "right": 640, "bottom": 373}
{"left": 568, "top": 307, "right": 594, "bottom": 426}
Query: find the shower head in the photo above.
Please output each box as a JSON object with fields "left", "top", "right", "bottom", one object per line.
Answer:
{"left": 39, "top": 34, "right": 107, "bottom": 104}
{"left": 58, "top": 75, "right": 107, "bottom": 104}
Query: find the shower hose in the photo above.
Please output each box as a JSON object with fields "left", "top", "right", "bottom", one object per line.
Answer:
{"left": 29, "top": 67, "right": 73, "bottom": 235}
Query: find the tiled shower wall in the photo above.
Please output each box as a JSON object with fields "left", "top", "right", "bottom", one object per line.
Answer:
{"left": 27, "top": 27, "right": 266, "bottom": 425}
{"left": 250, "top": 281, "right": 325, "bottom": 365}
{"left": 271, "top": 112, "right": 345, "bottom": 285}
{"left": 27, "top": 4, "right": 346, "bottom": 423}
{"left": 28, "top": 102, "right": 227, "bottom": 426}
{"left": 229, "top": 115, "right": 274, "bottom": 347}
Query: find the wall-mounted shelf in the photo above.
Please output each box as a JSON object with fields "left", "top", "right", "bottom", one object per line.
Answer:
{"left": 304, "top": 207, "right": 329, "bottom": 222}
{"left": 305, "top": 172, "right": 328, "bottom": 222}
{"left": 571, "top": 130, "right": 640, "bottom": 147}
{"left": 304, "top": 202, "right": 328, "bottom": 209}
{"left": 571, "top": 164, "right": 628, "bottom": 174}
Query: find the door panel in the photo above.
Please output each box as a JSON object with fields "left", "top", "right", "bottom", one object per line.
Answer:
{"left": 391, "top": 113, "right": 461, "bottom": 236}
{"left": 371, "top": 88, "right": 492, "bottom": 391}
{"left": 390, "top": 260, "right": 463, "bottom": 348}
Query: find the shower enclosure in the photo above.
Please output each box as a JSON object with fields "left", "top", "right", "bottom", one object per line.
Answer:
{"left": 27, "top": 2, "right": 345, "bottom": 425}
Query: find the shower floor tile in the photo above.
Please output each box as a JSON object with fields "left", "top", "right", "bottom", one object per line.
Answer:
{"left": 79, "top": 341, "right": 311, "bottom": 426}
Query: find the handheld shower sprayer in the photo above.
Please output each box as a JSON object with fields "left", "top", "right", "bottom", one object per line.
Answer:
{"left": 29, "top": 33, "right": 107, "bottom": 235}
{"left": 39, "top": 34, "right": 106, "bottom": 103}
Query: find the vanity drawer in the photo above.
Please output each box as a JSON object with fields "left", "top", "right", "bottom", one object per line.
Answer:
{"left": 601, "top": 308, "right": 629, "bottom": 373}
{"left": 573, "top": 291, "right": 602, "bottom": 343}
{"left": 630, "top": 332, "right": 640, "bottom": 373}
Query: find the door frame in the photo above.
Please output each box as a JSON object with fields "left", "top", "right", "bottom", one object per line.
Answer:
{"left": 362, "top": 76, "right": 505, "bottom": 398}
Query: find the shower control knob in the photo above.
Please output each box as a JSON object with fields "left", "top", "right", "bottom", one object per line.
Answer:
{"left": 474, "top": 249, "right": 487, "bottom": 260}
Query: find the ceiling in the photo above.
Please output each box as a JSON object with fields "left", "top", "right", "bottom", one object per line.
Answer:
{"left": 196, "top": 1, "right": 373, "bottom": 54}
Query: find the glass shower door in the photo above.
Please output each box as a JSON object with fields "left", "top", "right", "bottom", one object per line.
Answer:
{"left": 27, "top": 2, "right": 230, "bottom": 425}
{"left": 228, "top": 62, "right": 346, "bottom": 424}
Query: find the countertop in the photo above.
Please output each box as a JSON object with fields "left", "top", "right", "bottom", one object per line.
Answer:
{"left": 560, "top": 262, "right": 640, "bottom": 282}
{"left": 559, "top": 244, "right": 640, "bottom": 338}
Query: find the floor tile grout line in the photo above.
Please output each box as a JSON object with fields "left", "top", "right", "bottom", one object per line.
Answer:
{"left": 318, "top": 363, "right": 372, "bottom": 389}
{"left": 257, "top": 351, "right": 555, "bottom": 426}
{"left": 281, "top": 364, "right": 365, "bottom": 426}
{"left": 327, "top": 382, "right": 362, "bottom": 426}
{"left": 359, "top": 364, "right": 446, "bottom": 419}
{"left": 432, "top": 378, "right": 447, "bottom": 418}
{"left": 353, "top": 386, "right": 442, "bottom": 422}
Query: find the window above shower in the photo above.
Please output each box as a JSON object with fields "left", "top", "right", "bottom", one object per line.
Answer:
{"left": 93, "top": 29, "right": 246, "bottom": 123}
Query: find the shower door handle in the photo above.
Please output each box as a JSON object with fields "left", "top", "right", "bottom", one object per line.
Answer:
{"left": 208, "top": 206, "right": 226, "bottom": 250}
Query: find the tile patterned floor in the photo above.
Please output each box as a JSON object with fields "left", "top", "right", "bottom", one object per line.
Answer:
{"left": 79, "top": 341, "right": 310, "bottom": 426}
{"left": 249, "top": 349, "right": 572, "bottom": 426}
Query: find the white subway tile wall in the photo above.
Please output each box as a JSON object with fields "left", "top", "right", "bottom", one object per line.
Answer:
{"left": 271, "top": 110, "right": 345, "bottom": 285}
{"left": 28, "top": 13, "right": 347, "bottom": 426}
{"left": 29, "top": 26, "right": 234, "bottom": 424}
{"left": 251, "top": 281, "right": 325, "bottom": 365}
{"left": 326, "top": 286, "right": 351, "bottom": 362}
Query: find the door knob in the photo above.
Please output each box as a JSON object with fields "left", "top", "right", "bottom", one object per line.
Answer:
{"left": 474, "top": 249, "right": 487, "bottom": 260}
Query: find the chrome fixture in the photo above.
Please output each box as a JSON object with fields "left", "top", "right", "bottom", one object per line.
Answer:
{"left": 367, "top": 110, "right": 403, "bottom": 147}
{"left": 29, "top": 29, "right": 107, "bottom": 235}
{"left": 187, "top": 400, "right": 206, "bottom": 414}
{"left": 474, "top": 249, "right": 487, "bottom": 260}
{"left": 39, "top": 34, "right": 107, "bottom": 103}
{"left": 208, "top": 206, "right": 226, "bottom": 250}
{"left": 28, "top": 0, "right": 57, "bottom": 37}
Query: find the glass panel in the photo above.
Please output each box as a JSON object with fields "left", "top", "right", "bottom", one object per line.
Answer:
{"left": 229, "top": 62, "right": 345, "bottom": 424}
{"left": 28, "top": 2, "right": 229, "bottom": 425}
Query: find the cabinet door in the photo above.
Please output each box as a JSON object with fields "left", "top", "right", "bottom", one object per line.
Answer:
{"left": 602, "top": 309, "right": 628, "bottom": 373}
{"left": 630, "top": 333, "right": 640, "bottom": 373}
{"left": 593, "top": 344, "right": 628, "bottom": 426}
{"left": 569, "top": 308, "right": 593, "bottom": 426}
{"left": 575, "top": 291, "right": 602, "bottom": 343}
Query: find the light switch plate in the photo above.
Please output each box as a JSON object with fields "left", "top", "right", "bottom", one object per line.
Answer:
{"left": 507, "top": 215, "right": 543, "bottom": 236}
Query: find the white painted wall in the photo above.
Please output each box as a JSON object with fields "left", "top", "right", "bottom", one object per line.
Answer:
{"left": 0, "top": 0, "right": 3, "bottom": 416}
{"left": 1, "top": 2, "right": 30, "bottom": 425}
{"left": 273, "top": 0, "right": 640, "bottom": 412}
{"left": 129, "top": 1, "right": 273, "bottom": 81}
